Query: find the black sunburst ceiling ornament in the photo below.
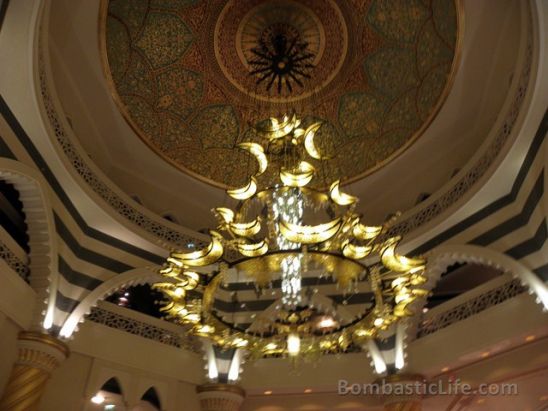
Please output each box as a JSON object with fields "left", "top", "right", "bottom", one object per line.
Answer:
{"left": 248, "top": 24, "right": 315, "bottom": 94}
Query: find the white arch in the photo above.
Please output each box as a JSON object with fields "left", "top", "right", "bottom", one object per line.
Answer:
{"left": 406, "top": 243, "right": 548, "bottom": 339}
{"left": 59, "top": 267, "right": 162, "bottom": 338}
{"left": 0, "top": 158, "right": 58, "bottom": 331}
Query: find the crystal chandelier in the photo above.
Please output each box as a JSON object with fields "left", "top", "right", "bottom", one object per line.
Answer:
{"left": 154, "top": 114, "right": 428, "bottom": 360}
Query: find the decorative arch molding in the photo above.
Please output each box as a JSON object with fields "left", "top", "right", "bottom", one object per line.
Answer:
{"left": 0, "top": 158, "right": 58, "bottom": 331}
{"left": 59, "top": 267, "right": 162, "bottom": 338}
{"left": 406, "top": 244, "right": 548, "bottom": 340}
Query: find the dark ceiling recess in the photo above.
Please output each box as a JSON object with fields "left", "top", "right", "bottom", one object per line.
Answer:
{"left": 107, "top": 284, "right": 164, "bottom": 319}
{"left": 0, "top": 181, "right": 29, "bottom": 253}
{"left": 425, "top": 263, "right": 502, "bottom": 309}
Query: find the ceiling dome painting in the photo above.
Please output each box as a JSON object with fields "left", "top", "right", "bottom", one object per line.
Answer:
{"left": 100, "top": 0, "right": 460, "bottom": 188}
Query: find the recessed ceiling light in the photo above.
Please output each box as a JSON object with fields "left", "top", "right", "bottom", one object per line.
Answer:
{"left": 422, "top": 307, "right": 429, "bottom": 313}
{"left": 264, "top": 390, "right": 272, "bottom": 395}
{"left": 480, "top": 352, "right": 490, "bottom": 358}
{"left": 525, "top": 335, "right": 535, "bottom": 342}
{"left": 304, "top": 388, "right": 312, "bottom": 393}
{"left": 441, "top": 367, "right": 449, "bottom": 373}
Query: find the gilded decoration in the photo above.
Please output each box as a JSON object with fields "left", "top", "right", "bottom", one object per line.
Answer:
{"left": 100, "top": 0, "right": 460, "bottom": 187}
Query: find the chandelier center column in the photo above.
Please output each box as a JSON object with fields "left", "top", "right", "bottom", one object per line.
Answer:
{"left": 196, "top": 384, "right": 245, "bottom": 411}
{"left": 0, "top": 331, "right": 70, "bottom": 411}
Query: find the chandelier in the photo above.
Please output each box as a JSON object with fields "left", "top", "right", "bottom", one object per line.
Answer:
{"left": 154, "top": 114, "right": 428, "bottom": 361}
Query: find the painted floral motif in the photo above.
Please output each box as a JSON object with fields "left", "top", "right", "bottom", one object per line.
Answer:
{"left": 135, "top": 12, "right": 193, "bottom": 69}
{"left": 103, "top": 0, "right": 458, "bottom": 186}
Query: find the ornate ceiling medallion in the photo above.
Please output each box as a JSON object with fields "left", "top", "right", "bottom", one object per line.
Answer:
{"left": 247, "top": 23, "right": 315, "bottom": 94}
{"left": 218, "top": 0, "right": 343, "bottom": 102}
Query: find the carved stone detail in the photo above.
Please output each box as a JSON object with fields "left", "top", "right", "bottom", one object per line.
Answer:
{"left": 87, "top": 306, "right": 200, "bottom": 352}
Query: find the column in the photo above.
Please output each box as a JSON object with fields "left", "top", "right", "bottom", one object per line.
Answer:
{"left": 0, "top": 331, "right": 70, "bottom": 411}
{"left": 196, "top": 384, "right": 245, "bottom": 411}
{"left": 381, "top": 374, "right": 424, "bottom": 411}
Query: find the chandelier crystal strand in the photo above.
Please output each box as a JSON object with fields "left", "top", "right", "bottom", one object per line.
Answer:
{"left": 272, "top": 188, "right": 304, "bottom": 308}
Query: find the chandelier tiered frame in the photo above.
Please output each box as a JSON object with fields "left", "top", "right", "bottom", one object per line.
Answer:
{"left": 154, "top": 114, "right": 429, "bottom": 359}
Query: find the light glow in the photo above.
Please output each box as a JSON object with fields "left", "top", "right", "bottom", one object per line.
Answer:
{"left": 170, "top": 231, "right": 224, "bottom": 267}
{"left": 227, "top": 349, "right": 242, "bottom": 381}
{"left": 367, "top": 340, "right": 387, "bottom": 374}
{"left": 273, "top": 188, "right": 304, "bottom": 308}
{"left": 236, "top": 239, "right": 268, "bottom": 257}
{"left": 91, "top": 393, "right": 105, "bottom": 405}
{"left": 318, "top": 317, "right": 337, "bottom": 328}
{"left": 303, "top": 122, "right": 324, "bottom": 160}
{"left": 227, "top": 177, "right": 257, "bottom": 200}
{"left": 394, "top": 322, "right": 405, "bottom": 370}
{"left": 280, "top": 161, "right": 315, "bottom": 187}
{"left": 229, "top": 218, "right": 262, "bottom": 237}
{"left": 287, "top": 333, "right": 301, "bottom": 356}
{"left": 206, "top": 343, "right": 219, "bottom": 381}
{"left": 237, "top": 142, "right": 268, "bottom": 175}
{"left": 329, "top": 180, "right": 357, "bottom": 206}
{"left": 280, "top": 218, "right": 342, "bottom": 244}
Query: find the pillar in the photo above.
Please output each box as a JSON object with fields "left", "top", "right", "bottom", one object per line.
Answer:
{"left": 0, "top": 331, "right": 70, "bottom": 411}
{"left": 381, "top": 374, "right": 424, "bottom": 411}
{"left": 196, "top": 384, "right": 245, "bottom": 411}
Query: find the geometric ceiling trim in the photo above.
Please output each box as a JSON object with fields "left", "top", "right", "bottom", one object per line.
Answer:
{"left": 99, "top": 0, "right": 463, "bottom": 188}
{"left": 37, "top": 45, "right": 207, "bottom": 249}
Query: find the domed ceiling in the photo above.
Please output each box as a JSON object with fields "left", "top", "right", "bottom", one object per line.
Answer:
{"left": 100, "top": 0, "right": 459, "bottom": 188}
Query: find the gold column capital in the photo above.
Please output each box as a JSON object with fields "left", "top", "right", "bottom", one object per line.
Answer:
{"left": 0, "top": 332, "right": 70, "bottom": 411}
{"left": 17, "top": 331, "right": 70, "bottom": 358}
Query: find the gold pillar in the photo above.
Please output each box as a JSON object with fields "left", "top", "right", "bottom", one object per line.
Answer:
{"left": 380, "top": 374, "right": 424, "bottom": 411}
{"left": 196, "top": 384, "right": 245, "bottom": 411}
{"left": 0, "top": 331, "right": 70, "bottom": 411}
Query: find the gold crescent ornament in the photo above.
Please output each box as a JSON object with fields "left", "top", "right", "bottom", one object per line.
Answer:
{"left": 227, "top": 177, "right": 258, "bottom": 200}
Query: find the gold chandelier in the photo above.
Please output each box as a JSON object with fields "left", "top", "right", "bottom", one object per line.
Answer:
{"left": 154, "top": 114, "right": 428, "bottom": 360}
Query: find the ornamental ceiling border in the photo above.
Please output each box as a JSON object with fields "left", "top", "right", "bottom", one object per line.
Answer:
{"left": 34, "top": 2, "right": 534, "bottom": 250}
{"left": 0, "top": 239, "right": 28, "bottom": 278}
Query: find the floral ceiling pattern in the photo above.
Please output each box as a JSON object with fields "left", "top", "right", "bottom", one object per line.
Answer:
{"left": 102, "top": 0, "right": 459, "bottom": 187}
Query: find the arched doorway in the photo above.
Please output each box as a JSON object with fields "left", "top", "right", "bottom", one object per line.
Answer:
{"left": 131, "top": 387, "right": 161, "bottom": 411}
{"left": 89, "top": 377, "right": 127, "bottom": 411}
